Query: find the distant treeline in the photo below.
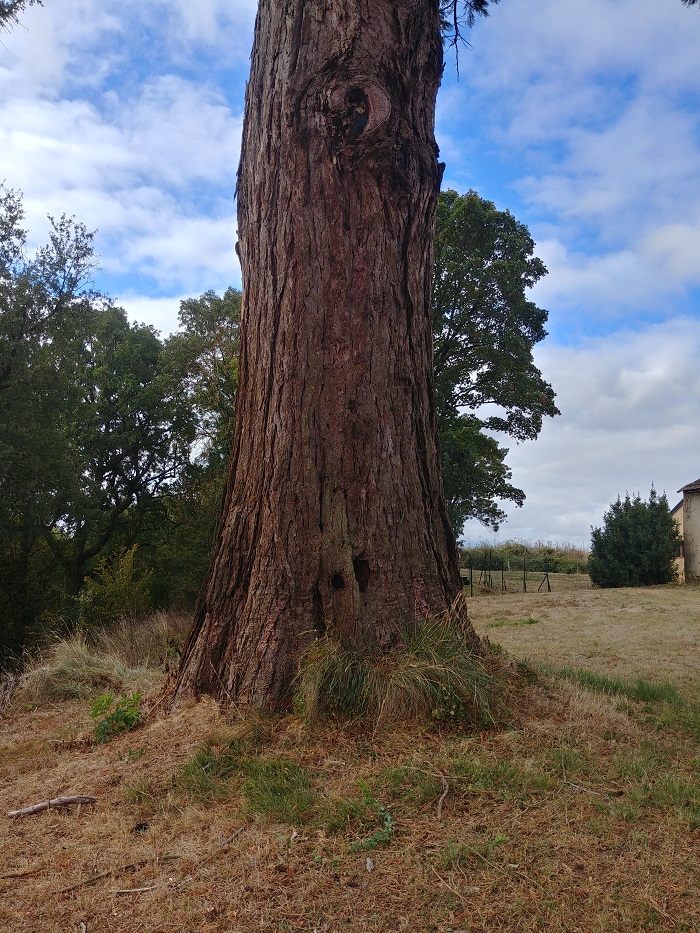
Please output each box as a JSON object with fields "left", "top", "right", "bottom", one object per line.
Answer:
{"left": 459, "top": 540, "right": 590, "bottom": 575}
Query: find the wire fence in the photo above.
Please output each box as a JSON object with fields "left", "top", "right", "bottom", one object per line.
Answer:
{"left": 459, "top": 558, "right": 555, "bottom": 594}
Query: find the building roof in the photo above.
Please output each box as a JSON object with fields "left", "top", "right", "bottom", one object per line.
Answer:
{"left": 678, "top": 478, "right": 700, "bottom": 493}
{"left": 670, "top": 499, "right": 684, "bottom": 515}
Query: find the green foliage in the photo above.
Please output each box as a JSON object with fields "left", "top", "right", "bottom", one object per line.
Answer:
{"left": 0, "top": 187, "right": 202, "bottom": 656}
{"left": 146, "top": 289, "right": 241, "bottom": 611}
{"left": 90, "top": 690, "right": 143, "bottom": 744}
{"left": 78, "top": 546, "right": 154, "bottom": 629}
{"left": 588, "top": 487, "right": 679, "bottom": 587}
{"left": 439, "top": 1, "right": 499, "bottom": 44}
{"left": 460, "top": 539, "right": 589, "bottom": 575}
{"left": 433, "top": 190, "right": 558, "bottom": 532}
{"left": 557, "top": 667, "right": 684, "bottom": 706}
{"left": 296, "top": 612, "right": 498, "bottom": 729}
{"left": 176, "top": 740, "right": 246, "bottom": 801}
{"left": 0, "top": 1, "right": 41, "bottom": 29}
{"left": 349, "top": 782, "right": 396, "bottom": 851}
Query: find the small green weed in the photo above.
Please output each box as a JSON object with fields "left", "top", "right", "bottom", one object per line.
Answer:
{"left": 349, "top": 782, "right": 395, "bottom": 851}
{"left": 90, "top": 691, "right": 143, "bottom": 744}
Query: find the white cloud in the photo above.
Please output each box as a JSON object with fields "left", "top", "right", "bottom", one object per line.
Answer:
{"left": 444, "top": 0, "right": 700, "bottom": 321}
{"left": 1, "top": 17, "right": 244, "bottom": 289}
{"left": 461, "top": 318, "right": 700, "bottom": 544}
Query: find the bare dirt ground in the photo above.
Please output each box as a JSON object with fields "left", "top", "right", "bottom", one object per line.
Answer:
{"left": 1, "top": 584, "right": 699, "bottom": 932}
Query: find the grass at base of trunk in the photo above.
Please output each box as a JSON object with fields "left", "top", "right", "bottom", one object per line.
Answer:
{"left": 296, "top": 614, "right": 501, "bottom": 730}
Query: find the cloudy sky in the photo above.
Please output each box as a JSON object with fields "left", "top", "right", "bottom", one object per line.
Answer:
{"left": 3, "top": 0, "right": 700, "bottom": 548}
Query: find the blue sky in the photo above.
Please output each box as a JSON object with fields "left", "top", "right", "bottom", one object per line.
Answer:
{"left": 3, "top": 0, "right": 700, "bottom": 548}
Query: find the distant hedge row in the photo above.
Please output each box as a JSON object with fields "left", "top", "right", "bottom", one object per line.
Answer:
{"left": 459, "top": 540, "right": 589, "bottom": 575}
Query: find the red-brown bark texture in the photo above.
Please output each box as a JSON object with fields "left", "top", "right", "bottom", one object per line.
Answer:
{"left": 174, "top": 0, "right": 479, "bottom": 709}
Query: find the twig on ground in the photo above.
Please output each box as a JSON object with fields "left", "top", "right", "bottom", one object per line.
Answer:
{"left": 58, "top": 855, "right": 179, "bottom": 894}
{"left": 646, "top": 895, "right": 677, "bottom": 925}
{"left": 199, "top": 826, "right": 245, "bottom": 866}
{"left": 430, "top": 866, "right": 468, "bottom": 906}
{"left": 111, "top": 884, "right": 162, "bottom": 894}
{"left": 7, "top": 796, "right": 96, "bottom": 818}
{"left": 563, "top": 780, "right": 623, "bottom": 797}
{"left": 436, "top": 778, "right": 450, "bottom": 820}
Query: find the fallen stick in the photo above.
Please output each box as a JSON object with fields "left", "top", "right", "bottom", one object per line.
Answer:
{"left": 7, "top": 796, "right": 97, "bottom": 818}
{"left": 58, "top": 855, "right": 179, "bottom": 894}
{"left": 436, "top": 778, "right": 450, "bottom": 820}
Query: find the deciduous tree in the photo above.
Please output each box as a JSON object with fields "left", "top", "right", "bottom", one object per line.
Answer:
{"left": 433, "top": 189, "right": 559, "bottom": 532}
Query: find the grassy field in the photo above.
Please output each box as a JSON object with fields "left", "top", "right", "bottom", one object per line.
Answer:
{"left": 1, "top": 584, "right": 699, "bottom": 932}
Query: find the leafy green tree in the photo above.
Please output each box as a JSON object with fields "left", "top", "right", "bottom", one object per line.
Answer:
{"left": 146, "top": 290, "right": 241, "bottom": 609}
{"left": 164, "top": 288, "right": 241, "bottom": 468}
{"left": 49, "top": 304, "right": 196, "bottom": 598}
{"left": 588, "top": 487, "right": 679, "bottom": 588}
{"left": 0, "top": 188, "right": 197, "bottom": 658}
{"left": 1, "top": 187, "right": 101, "bottom": 657}
{"left": 433, "top": 189, "right": 559, "bottom": 532}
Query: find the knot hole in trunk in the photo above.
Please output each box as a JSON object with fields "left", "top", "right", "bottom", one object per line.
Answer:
{"left": 347, "top": 88, "right": 368, "bottom": 137}
{"left": 353, "top": 556, "right": 370, "bottom": 593}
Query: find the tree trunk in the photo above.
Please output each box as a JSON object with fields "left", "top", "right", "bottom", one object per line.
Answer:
{"left": 173, "top": 0, "right": 480, "bottom": 709}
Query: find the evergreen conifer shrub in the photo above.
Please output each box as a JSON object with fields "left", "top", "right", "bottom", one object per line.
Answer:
{"left": 588, "top": 487, "right": 679, "bottom": 588}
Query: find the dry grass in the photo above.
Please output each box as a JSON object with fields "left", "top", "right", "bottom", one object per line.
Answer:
{"left": 1, "top": 589, "right": 700, "bottom": 931}
{"left": 469, "top": 574, "right": 700, "bottom": 699}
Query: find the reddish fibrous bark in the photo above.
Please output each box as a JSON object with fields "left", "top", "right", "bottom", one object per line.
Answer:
{"left": 173, "top": 0, "right": 480, "bottom": 709}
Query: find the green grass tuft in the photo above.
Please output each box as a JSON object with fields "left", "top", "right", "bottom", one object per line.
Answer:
{"left": 174, "top": 720, "right": 265, "bottom": 803}
{"left": 296, "top": 612, "right": 499, "bottom": 729}
{"left": 20, "top": 633, "right": 148, "bottom": 700}
{"left": 241, "top": 757, "right": 315, "bottom": 823}
{"left": 557, "top": 667, "right": 684, "bottom": 706}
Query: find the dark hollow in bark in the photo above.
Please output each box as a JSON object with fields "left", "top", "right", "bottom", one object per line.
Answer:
{"left": 173, "top": 0, "right": 481, "bottom": 710}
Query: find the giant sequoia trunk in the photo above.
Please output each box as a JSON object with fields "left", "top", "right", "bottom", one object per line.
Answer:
{"left": 173, "top": 0, "right": 481, "bottom": 709}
